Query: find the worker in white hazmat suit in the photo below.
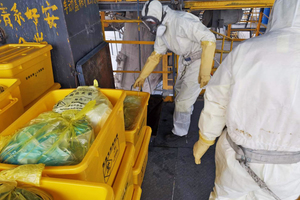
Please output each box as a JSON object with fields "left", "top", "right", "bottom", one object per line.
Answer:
{"left": 193, "top": 0, "right": 300, "bottom": 199}
{"left": 133, "top": 0, "right": 216, "bottom": 140}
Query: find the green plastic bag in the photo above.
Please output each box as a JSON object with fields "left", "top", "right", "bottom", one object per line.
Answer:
{"left": 124, "top": 95, "right": 142, "bottom": 130}
{"left": 0, "top": 102, "right": 95, "bottom": 166}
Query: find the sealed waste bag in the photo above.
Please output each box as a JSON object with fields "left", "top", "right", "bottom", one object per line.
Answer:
{"left": 0, "top": 182, "right": 52, "bottom": 200}
{"left": 0, "top": 164, "right": 53, "bottom": 200}
{"left": 53, "top": 86, "right": 113, "bottom": 129}
{"left": 0, "top": 102, "right": 95, "bottom": 166}
{"left": 124, "top": 95, "right": 142, "bottom": 130}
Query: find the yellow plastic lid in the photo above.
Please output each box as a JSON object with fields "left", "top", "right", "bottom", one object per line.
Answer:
{"left": 0, "top": 43, "right": 52, "bottom": 70}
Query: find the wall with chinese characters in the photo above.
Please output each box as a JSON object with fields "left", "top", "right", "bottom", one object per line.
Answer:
{"left": 0, "top": 0, "right": 103, "bottom": 88}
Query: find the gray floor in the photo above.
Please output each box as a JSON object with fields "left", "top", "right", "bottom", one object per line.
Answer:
{"left": 141, "top": 99, "right": 216, "bottom": 200}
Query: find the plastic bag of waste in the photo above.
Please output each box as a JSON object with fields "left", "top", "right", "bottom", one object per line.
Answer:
{"left": 53, "top": 86, "right": 113, "bottom": 130}
{"left": 0, "top": 164, "right": 53, "bottom": 200}
{"left": 124, "top": 95, "right": 142, "bottom": 130}
{"left": 0, "top": 102, "right": 95, "bottom": 166}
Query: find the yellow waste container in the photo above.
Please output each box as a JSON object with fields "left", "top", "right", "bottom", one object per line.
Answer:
{"left": 132, "top": 185, "right": 142, "bottom": 200}
{"left": 0, "top": 78, "right": 24, "bottom": 133}
{"left": 113, "top": 143, "right": 135, "bottom": 200}
{"left": 0, "top": 89, "right": 126, "bottom": 186}
{"left": 133, "top": 126, "right": 151, "bottom": 186}
{"left": 124, "top": 91, "right": 150, "bottom": 146}
{"left": 0, "top": 43, "right": 55, "bottom": 106}
{"left": 39, "top": 177, "right": 114, "bottom": 200}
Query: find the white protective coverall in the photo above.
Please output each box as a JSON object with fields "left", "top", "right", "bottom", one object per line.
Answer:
{"left": 152, "top": 6, "right": 216, "bottom": 136}
{"left": 199, "top": 0, "right": 300, "bottom": 199}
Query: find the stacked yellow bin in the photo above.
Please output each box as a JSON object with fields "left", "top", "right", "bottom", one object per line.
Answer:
{"left": 0, "top": 89, "right": 130, "bottom": 199}
{"left": 0, "top": 43, "right": 61, "bottom": 111}
{"left": 124, "top": 91, "right": 152, "bottom": 200}
{"left": 0, "top": 46, "right": 151, "bottom": 199}
{"left": 0, "top": 78, "right": 24, "bottom": 133}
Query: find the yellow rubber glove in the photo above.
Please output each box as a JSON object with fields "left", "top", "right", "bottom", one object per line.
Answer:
{"left": 133, "top": 51, "right": 163, "bottom": 90}
{"left": 199, "top": 41, "right": 216, "bottom": 88}
{"left": 193, "top": 131, "right": 215, "bottom": 164}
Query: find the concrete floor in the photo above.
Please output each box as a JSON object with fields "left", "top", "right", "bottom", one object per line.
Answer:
{"left": 141, "top": 99, "right": 216, "bottom": 200}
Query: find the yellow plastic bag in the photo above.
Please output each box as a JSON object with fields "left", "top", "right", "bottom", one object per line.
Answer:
{"left": 0, "top": 164, "right": 53, "bottom": 200}
{"left": 53, "top": 86, "right": 113, "bottom": 130}
{"left": 0, "top": 164, "right": 44, "bottom": 186}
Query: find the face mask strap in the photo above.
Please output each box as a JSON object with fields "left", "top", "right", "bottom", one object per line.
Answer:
{"left": 144, "top": 0, "right": 153, "bottom": 17}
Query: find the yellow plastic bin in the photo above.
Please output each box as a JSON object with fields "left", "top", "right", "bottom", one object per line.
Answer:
{"left": 24, "top": 82, "right": 61, "bottom": 111}
{"left": 113, "top": 143, "right": 135, "bottom": 200}
{"left": 132, "top": 185, "right": 142, "bottom": 200}
{"left": 133, "top": 126, "right": 152, "bottom": 187}
{"left": 39, "top": 177, "right": 114, "bottom": 200}
{"left": 0, "top": 43, "right": 54, "bottom": 107}
{"left": 124, "top": 91, "right": 150, "bottom": 145}
{"left": 0, "top": 78, "right": 24, "bottom": 133}
{"left": 0, "top": 89, "right": 126, "bottom": 186}
{"left": 133, "top": 126, "right": 146, "bottom": 162}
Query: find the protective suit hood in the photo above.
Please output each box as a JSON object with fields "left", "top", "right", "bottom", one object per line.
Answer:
{"left": 142, "top": 0, "right": 164, "bottom": 22}
{"left": 266, "top": 0, "right": 300, "bottom": 33}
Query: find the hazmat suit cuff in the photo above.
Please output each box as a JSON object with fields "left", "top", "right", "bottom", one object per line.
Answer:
{"left": 199, "top": 131, "right": 215, "bottom": 146}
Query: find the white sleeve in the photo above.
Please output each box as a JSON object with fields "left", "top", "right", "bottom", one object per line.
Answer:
{"left": 181, "top": 19, "right": 216, "bottom": 44}
{"left": 198, "top": 52, "right": 232, "bottom": 141}
{"left": 154, "top": 36, "right": 168, "bottom": 55}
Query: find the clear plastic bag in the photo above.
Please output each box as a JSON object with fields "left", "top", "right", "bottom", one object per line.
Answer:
{"left": 0, "top": 103, "right": 95, "bottom": 166}
{"left": 53, "top": 86, "right": 113, "bottom": 130}
{"left": 124, "top": 95, "right": 142, "bottom": 130}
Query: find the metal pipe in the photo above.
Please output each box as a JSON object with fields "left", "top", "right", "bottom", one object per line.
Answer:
{"left": 100, "top": 12, "right": 106, "bottom": 41}
{"left": 105, "top": 40, "right": 154, "bottom": 44}
{"left": 220, "top": 37, "right": 225, "bottom": 63}
{"left": 137, "top": 0, "right": 142, "bottom": 89}
{"left": 256, "top": 9, "right": 264, "bottom": 36}
{"left": 113, "top": 70, "right": 171, "bottom": 73}
{"left": 103, "top": 19, "right": 142, "bottom": 23}
{"left": 172, "top": 52, "right": 176, "bottom": 100}
{"left": 245, "top": 8, "right": 253, "bottom": 28}
{"left": 184, "top": 0, "right": 274, "bottom": 10}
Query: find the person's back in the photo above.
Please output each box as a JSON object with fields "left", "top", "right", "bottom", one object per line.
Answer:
{"left": 194, "top": 0, "right": 300, "bottom": 199}
{"left": 226, "top": 27, "right": 300, "bottom": 151}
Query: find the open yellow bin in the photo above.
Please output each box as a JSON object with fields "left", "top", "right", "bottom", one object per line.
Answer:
{"left": 0, "top": 43, "right": 55, "bottom": 107}
{"left": 124, "top": 91, "right": 150, "bottom": 145}
{"left": 0, "top": 89, "right": 126, "bottom": 186}
{"left": 133, "top": 126, "right": 152, "bottom": 187}
{"left": 132, "top": 185, "right": 142, "bottom": 200}
{"left": 133, "top": 126, "right": 146, "bottom": 162}
{"left": 0, "top": 78, "right": 24, "bottom": 133}
{"left": 113, "top": 143, "right": 135, "bottom": 200}
{"left": 39, "top": 177, "right": 114, "bottom": 200}
{"left": 24, "top": 82, "right": 61, "bottom": 111}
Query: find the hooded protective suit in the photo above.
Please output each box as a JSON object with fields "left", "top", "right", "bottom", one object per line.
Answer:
{"left": 135, "top": 0, "right": 216, "bottom": 137}
{"left": 197, "top": 0, "right": 300, "bottom": 199}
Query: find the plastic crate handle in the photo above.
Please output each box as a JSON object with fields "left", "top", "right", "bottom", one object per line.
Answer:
{"left": 0, "top": 98, "right": 18, "bottom": 114}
